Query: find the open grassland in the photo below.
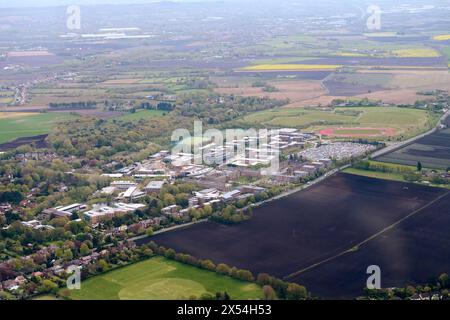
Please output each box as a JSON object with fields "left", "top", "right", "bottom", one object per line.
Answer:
{"left": 237, "top": 107, "right": 432, "bottom": 138}
{"left": 241, "top": 64, "right": 341, "bottom": 71}
{"left": 0, "top": 112, "right": 76, "bottom": 144}
{"left": 343, "top": 167, "right": 407, "bottom": 182}
{"left": 64, "top": 257, "right": 262, "bottom": 300}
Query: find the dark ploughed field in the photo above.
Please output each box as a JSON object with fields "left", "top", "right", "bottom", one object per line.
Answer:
{"left": 0, "top": 134, "right": 48, "bottom": 151}
{"left": 294, "top": 193, "right": 450, "bottom": 298}
{"left": 376, "top": 128, "right": 450, "bottom": 169}
{"left": 139, "top": 173, "right": 450, "bottom": 298}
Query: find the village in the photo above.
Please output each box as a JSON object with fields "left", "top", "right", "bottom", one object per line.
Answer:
{"left": 3, "top": 128, "right": 378, "bottom": 229}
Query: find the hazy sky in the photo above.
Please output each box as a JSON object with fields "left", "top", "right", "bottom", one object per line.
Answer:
{"left": 0, "top": 0, "right": 231, "bottom": 8}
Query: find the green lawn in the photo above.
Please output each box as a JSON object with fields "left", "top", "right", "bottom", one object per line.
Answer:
{"left": 112, "top": 109, "right": 167, "bottom": 122}
{"left": 0, "top": 112, "right": 77, "bottom": 144}
{"left": 63, "top": 257, "right": 263, "bottom": 300}
{"left": 32, "top": 295, "right": 61, "bottom": 300}
{"left": 344, "top": 167, "right": 407, "bottom": 182}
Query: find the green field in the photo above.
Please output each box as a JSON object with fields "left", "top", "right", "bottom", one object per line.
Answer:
{"left": 0, "top": 112, "right": 77, "bottom": 144}
{"left": 237, "top": 107, "right": 432, "bottom": 138}
{"left": 64, "top": 257, "right": 263, "bottom": 300}
{"left": 344, "top": 167, "right": 407, "bottom": 182}
{"left": 32, "top": 295, "right": 61, "bottom": 300}
{"left": 112, "top": 109, "right": 167, "bottom": 122}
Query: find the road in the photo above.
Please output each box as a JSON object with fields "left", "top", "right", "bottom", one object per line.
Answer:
{"left": 370, "top": 109, "right": 450, "bottom": 159}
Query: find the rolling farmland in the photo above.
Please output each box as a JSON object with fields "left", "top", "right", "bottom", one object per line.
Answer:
{"left": 376, "top": 128, "right": 450, "bottom": 169}
{"left": 142, "top": 173, "right": 450, "bottom": 298}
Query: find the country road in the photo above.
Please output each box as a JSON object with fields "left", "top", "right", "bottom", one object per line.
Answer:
{"left": 370, "top": 109, "right": 450, "bottom": 159}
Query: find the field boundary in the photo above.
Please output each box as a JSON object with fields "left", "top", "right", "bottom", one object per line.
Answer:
{"left": 371, "top": 110, "right": 450, "bottom": 159}
{"left": 284, "top": 190, "right": 450, "bottom": 281}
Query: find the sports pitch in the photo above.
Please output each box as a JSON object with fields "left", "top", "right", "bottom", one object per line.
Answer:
{"left": 63, "top": 257, "right": 262, "bottom": 300}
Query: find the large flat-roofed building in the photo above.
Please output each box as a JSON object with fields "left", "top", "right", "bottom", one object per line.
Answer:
{"left": 145, "top": 180, "right": 166, "bottom": 193}
{"left": 83, "top": 203, "right": 145, "bottom": 225}
{"left": 111, "top": 181, "right": 138, "bottom": 190}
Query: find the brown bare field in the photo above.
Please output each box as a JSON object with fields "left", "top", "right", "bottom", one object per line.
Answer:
{"left": 101, "top": 78, "right": 142, "bottom": 85}
{"left": 215, "top": 80, "right": 327, "bottom": 104}
{"left": 354, "top": 89, "right": 421, "bottom": 104}
{"left": 0, "top": 112, "right": 36, "bottom": 119}
{"left": 348, "top": 69, "right": 450, "bottom": 103}
{"left": 214, "top": 68, "right": 450, "bottom": 107}
{"left": 8, "top": 51, "right": 53, "bottom": 57}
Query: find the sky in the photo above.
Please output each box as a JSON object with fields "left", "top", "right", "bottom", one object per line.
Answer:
{"left": 0, "top": 0, "right": 429, "bottom": 9}
{"left": 0, "top": 0, "right": 232, "bottom": 8}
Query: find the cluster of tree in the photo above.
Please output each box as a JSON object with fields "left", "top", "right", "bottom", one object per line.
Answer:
{"left": 0, "top": 191, "right": 23, "bottom": 205}
{"left": 256, "top": 273, "right": 309, "bottom": 300}
{"left": 210, "top": 205, "right": 252, "bottom": 225}
{"left": 146, "top": 241, "right": 310, "bottom": 301}
{"left": 148, "top": 241, "right": 255, "bottom": 282}
{"left": 175, "top": 93, "right": 288, "bottom": 125}
{"left": 362, "top": 273, "right": 449, "bottom": 300}
{"left": 49, "top": 101, "right": 97, "bottom": 109}
{"left": 49, "top": 115, "right": 188, "bottom": 160}
{"left": 0, "top": 219, "right": 99, "bottom": 260}
{"left": 0, "top": 242, "right": 156, "bottom": 300}
{"left": 354, "top": 161, "right": 449, "bottom": 185}
{"left": 355, "top": 161, "right": 415, "bottom": 175}
{"left": 138, "top": 102, "right": 174, "bottom": 112}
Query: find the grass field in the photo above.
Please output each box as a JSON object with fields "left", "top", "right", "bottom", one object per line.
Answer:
{"left": 343, "top": 167, "right": 407, "bottom": 182}
{"left": 242, "top": 64, "right": 341, "bottom": 71}
{"left": 32, "top": 295, "right": 61, "bottom": 300}
{"left": 363, "top": 32, "right": 398, "bottom": 37}
{"left": 112, "top": 109, "right": 167, "bottom": 122}
{"left": 237, "top": 107, "right": 431, "bottom": 138}
{"left": 0, "top": 112, "right": 77, "bottom": 144}
{"left": 64, "top": 257, "right": 263, "bottom": 300}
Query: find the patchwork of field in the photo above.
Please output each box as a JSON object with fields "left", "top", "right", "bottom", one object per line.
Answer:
{"left": 144, "top": 174, "right": 449, "bottom": 298}
{"left": 376, "top": 128, "right": 450, "bottom": 170}
{"left": 294, "top": 192, "right": 450, "bottom": 298}
{"left": 241, "top": 64, "right": 342, "bottom": 71}
{"left": 215, "top": 80, "right": 327, "bottom": 106}
{"left": 64, "top": 256, "right": 262, "bottom": 300}
{"left": 0, "top": 112, "right": 76, "bottom": 144}
{"left": 236, "top": 106, "right": 432, "bottom": 139}
{"left": 217, "top": 67, "right": 450, "bottom": 107}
